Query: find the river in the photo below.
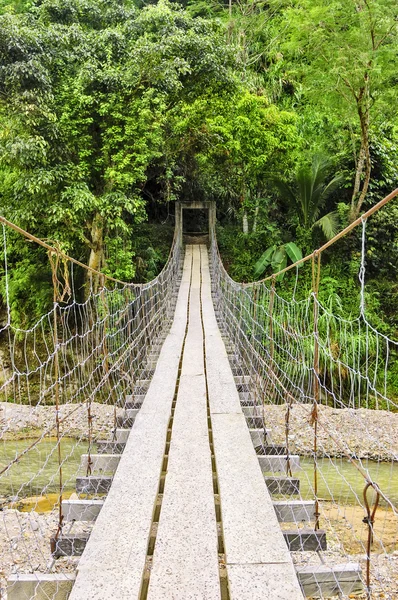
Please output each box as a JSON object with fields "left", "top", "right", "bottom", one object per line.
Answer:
{"left": 1, "top": 440, "right": 397, "bottom": 511}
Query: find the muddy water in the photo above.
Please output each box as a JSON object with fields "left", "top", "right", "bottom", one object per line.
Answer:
{"left": 299, "top": 457, "right": 398, "bottom": 507}
{"left": 1, "top": 440, "right": 397, "bottom": 514}
{"left": 0, "top": 438, "right": 91, "bottom": 501}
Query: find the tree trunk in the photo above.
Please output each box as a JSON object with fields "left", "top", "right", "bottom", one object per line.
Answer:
{"left": 87, "top": 212, "right": 104, "bottom": 295}
{"left": 242, "top": 211, "right": 249, "bottom": 234}
{"left": 252, "top": 197, "right": 260, "bottom": 233}
{"left": 350, "top": 77, "right": 371, "bottom": 222}
{"left": 352, "top": 143, "right": 365, "bottom": 202}
{"left": 350, "top": 112, "right": 371, "bottom": 221}
{"left": 354, "top": 108, "right": 371, "bottom": 219}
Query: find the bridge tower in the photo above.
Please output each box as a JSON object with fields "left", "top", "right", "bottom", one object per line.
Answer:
{"left": 175, "top": 200, "right": 216, "bottom": 246}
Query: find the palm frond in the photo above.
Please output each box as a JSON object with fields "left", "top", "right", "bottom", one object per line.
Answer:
{"left": 271, "top": 178, "right": 296, "bottom": 207}
{"left": 313, "top": 211, "right": 339, "bottom": 240}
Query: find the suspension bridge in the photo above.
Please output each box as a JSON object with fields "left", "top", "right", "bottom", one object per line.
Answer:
{"left": 1, "top": 193, "right": 398, "bottom": 600}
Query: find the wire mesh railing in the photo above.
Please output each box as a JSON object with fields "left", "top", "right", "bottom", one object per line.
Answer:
{"left": 0, "top": 217, "right": 182, "bottom": 599}
{"left": 210, "top": 188, "right": 398, "bottom": 599}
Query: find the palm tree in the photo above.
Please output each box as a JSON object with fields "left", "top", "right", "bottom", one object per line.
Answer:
{"left": 274, "top": 155, "right": 344, "bottom": 240}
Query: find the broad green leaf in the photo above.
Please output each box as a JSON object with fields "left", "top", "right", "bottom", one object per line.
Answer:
{"left": 254, "top": 245, "right": 276, "bottom": 278}
{"left": 271, "top": 246, "right": 286, "bottom": 272}
{"left": 284, "top": 242, "right": 303, "bottom": 266}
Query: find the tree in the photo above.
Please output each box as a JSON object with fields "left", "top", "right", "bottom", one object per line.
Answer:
{"left": 0, "top": 0, "right": 237, "bottom": 281}
{"left": 186, "top": 92, "right": 299, "bottom": 232}
{"left": 273, "top": 155, "right": 343, "bottom": 242}
{"left": 270, "top": 0, "right": 397, "bottom": 219}
{"left": 0, "top": 2, "right": 162, "bottom": 282}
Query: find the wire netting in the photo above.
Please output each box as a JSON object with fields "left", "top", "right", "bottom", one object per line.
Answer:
{"left": 210, "top": 211, "right": 398, "bottom": 599}
{"left": 0, "top": 224, "right": 182, "bottom": 599}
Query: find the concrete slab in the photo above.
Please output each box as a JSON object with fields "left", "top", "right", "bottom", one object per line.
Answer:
{"left": 62, "top": 499, "right": 104, "bottom": 522}
{"left": 114, "top": 428, "right": 130, "bottom": 443}
{"left": 227, "top": 564, "right": 303, "bottom": 600}
{"left": 297, "top": 563, "right": 362, "bottom": 597}
{"left": 200, "top": 250, "right": 242, "bottom": 415}
{"left": 212, "top": 412, "right": 293, "bottom": 565}
{"left": 258, "top": 454, "right": 301, "bottom": 473}
{"left": 80, "top": 454, "right": 121, "bottom": 473}
{"left": 68, "top": 248, "right": 192, "bottom": 600}
{"left": 273, "top": 500, "right": 316, "bottom": 522}
{"left": 202, "top": 247, "right": 302, "bottom": 596}
{"left": 7, "top": 574, "right": 76, "bottom": 600}
{"left": 147, "top": 245, "right": 220, "bottom": 600}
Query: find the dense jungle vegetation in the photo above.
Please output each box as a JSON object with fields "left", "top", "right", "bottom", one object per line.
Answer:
{"left": 0, "top": 0, "right": 397, "bottom": 343}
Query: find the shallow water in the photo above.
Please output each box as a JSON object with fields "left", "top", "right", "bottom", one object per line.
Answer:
{"left": 299, "top": 457, "right": 398, "bottom": 507}
{"left": 0, "top": 437, "right": 90, "bottom": 499}
{"left": 1, "top": 439, "right": 397, "bottom": 512}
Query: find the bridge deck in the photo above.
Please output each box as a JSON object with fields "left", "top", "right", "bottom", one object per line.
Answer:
{"left": 69, "top": 245, "right": 303, "bottom": 599}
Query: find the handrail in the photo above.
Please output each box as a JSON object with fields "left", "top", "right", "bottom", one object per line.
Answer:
{"left": 235, "top": 187, "right": 398, "bottom": 287}
{"left": 0, "top": 213, "right": 180, "bottom": 287}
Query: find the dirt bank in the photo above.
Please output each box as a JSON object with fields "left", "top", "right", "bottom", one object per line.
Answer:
{"left": 0, "top": 401, "right": 122, "bottom": 441}
{"left": 262, "top": 404, "right": 398, "bottom": 460}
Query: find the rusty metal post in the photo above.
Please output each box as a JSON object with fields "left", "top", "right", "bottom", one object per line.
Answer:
{"left": 363, "top": 482, "right": 380, "bottom": 599}
{"left": 49, "top": 250, "right": 64, "bottom": 551}
{"left": 311, "top": 252, "right": 321, "bottom": 530}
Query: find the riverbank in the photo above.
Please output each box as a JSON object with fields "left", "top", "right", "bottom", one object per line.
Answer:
{"left": 0, "top": 499, "right": 397, "bottom": 599}
{"left": 0, "top": 401, "right": 122, "bottom": 441}
{"left": 0, "top": 500, "right": 84, "bottom": 600}
{"left": 2, "top": 402, "right": 397, "bottom": 460}
{"left": 263, "top": 404, "right": 398, "bottom": 461}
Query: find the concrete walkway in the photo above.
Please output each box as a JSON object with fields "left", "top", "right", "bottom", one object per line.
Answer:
{"left": 69, "top": 245, "right": 303, "bottom": 600}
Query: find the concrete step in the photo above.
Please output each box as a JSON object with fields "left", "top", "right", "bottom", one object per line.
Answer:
{"left": 145, "top": 361, "right": 158, "bottom": 371}
{"left": 257, "top": 445, "right": 287, "bottom": 456}
{"left": 296, "top": 563, "right": 363, "bottom": 597}
{"left": 273, "top": 500, "right": 316, "bottom": 522}
{"left": 124, "top": 408, "right": 140, "bottom": 420}
{"left": 264, "top": 476, "right": 300, "bottom": 496}
{"left": 76, "top": 476, "right": 113, "bottom": 494}
{"left": 245, "top": 416, "right": 264, "bottom": 429}
{"left": 115, "top": 416, "right": 135, "bottom": 428}
{"left": 7, "top": 574, "right": 75, "bottom": 600}
{"left": 62, "top": 499, "right": 104, "bottom": 522}
{"left": 80, "top": 454, "right": 121, "bottom": 473}
{"left": 257, "top": 454, "right": 300, "bottom": 474}
{"left": 114, "top": 428, "right": 131, "bottom": 443}
{"left": 133, "top": 379, "right": 151, "bottom": 393}
{"left": 124, "top": 394, "right": 145, "bottom": 407}
{"left": 51, "top": 534, "right": 89, "bottom": 557}
{"left": 239, "top": 392, "right": 256, "bottom": 406}
{"left": 96, "top": 441, "right": 126, "bottom": 454}
{"left": 249, "top": 428, "right": 271, "bottom": 447}
{"left": 138, "top": 368, "right": 155, "bottom": 380}
{"left": 124, "top": 393, "right": 145, "bottom": 402}
{"left": 242, "top": 405, "right": 263, "bottom": 417}
{"left": 283, "top": 529, "right": 327, "bottom": 552}
{"left": 236, "top": 383, "right": 251, "bottom": 393}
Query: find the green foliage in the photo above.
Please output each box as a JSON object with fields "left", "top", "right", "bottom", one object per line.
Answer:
{"left": 254, "top": 242, "right": 302, "bottom": 279}
{"left": 273, "top": 155, "right": 343, "bottom": 240}
{"left": 0, "top": 0, "right": 239, "bottom": 309}
{"left": 0, "top": 0, "right": 397, "bottom": 369}
{"left": 0, "top": 237, "right": 53, "bottom": 329}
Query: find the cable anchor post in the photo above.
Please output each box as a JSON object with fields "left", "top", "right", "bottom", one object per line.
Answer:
{"left": 363, "top": 482, "right": 380, "bottom": 600}
{"left": 285, "top": 392, "right": 295, "bottom": 478}
{"left": 48, "top": 247, "right": 68, "bottom": 551}
{"left": 311, "top": 251, "right": 322, "bottom": 531}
